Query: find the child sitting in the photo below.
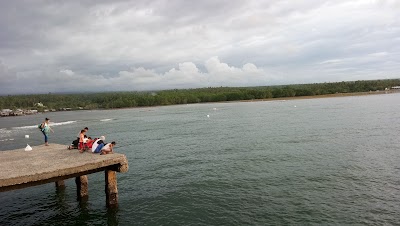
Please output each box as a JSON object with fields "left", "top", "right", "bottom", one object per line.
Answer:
{"left": 68, "top": 138, "right": 79, "bottom": 150}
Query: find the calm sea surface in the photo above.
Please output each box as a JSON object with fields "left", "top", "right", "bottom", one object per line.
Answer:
{"left": 1, "top": 93, "right": 400, "bottom": 225}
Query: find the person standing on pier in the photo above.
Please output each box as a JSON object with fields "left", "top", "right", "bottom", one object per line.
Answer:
{"left": 78, "top": 130, "right": 87, "bottom": 152}
{"left": 77, "top": 127, "right": 89, "bottom": 137}
{"left": 40, "top": 118, "right": 54, "bottom": 146}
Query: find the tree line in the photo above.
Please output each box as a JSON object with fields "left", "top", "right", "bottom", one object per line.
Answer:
{"left": 0, "top": 79, "right": 399, "bottom": 111}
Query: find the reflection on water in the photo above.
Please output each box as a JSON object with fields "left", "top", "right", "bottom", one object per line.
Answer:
{"left": 107, "top": 207, "right": 119, "bottom": 226}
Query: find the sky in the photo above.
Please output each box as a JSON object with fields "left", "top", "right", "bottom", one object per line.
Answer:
{"left": 0, "top": 0, "right": 399, "bottom": 94}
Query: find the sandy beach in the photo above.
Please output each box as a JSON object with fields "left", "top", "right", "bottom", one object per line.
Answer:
{"left": 240, "top": 89, "right": 399, "bottom": 103}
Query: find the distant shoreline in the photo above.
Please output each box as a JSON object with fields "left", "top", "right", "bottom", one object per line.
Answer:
{"left": 64, "top": 90, "right": 400, "bottom": 110}
{"left": 240, "top": 90, "right": 398, "bottom": 103}
{"left": 1, "top": 90, "right": 398, "bottom": 116}
{"left": 106, "top": 90, "right": 399, "bottom": 111}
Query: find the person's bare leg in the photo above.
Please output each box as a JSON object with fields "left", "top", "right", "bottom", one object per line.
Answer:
{"left": 101, "top": 150, "right": 111, "bottom": 155}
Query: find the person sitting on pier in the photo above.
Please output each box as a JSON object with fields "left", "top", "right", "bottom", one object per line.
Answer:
{"left": 68, "top": 127, "right": 89, "bottom": 150}
{"left": 100, "top": 141, "right": 116, "bottom": 155}
{"left": 85, "top": 137, "right": 95, "bottom": 149}
{"left": 91, "top": 136, "right": 105, "bottom": 153}
{"left": 67, "top": 138, "right": 79, "bottom": 150}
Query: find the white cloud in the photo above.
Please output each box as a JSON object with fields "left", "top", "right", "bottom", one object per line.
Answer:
{"left": 0, "top": 57, "right": 271, "bottom": 94}
{"left": 0, "top": 0, "right": 399, "bottom": 94}
{"left": 112, "top": 57, "right": 269, "bottom": 91}
{"left": 60, "top": 69, "right": 75, "bottom": 76}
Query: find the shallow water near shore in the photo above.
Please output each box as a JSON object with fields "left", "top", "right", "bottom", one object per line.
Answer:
{"left": 1, "top": 93, "right": 400, "bottom": 225}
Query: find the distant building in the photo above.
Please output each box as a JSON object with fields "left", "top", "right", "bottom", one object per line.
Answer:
{"left": 35, "top": 102, "right": 44, "bottom": 107}
{"left": 391, "top": 86, "right": 400, "bottom": 89}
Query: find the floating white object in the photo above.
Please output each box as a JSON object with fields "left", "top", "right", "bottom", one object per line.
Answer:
{"left": 25, "top": 135, "right": 29, "bottom": 139}
{"left": 294, "top": 105, "right": 297, "bottom": 108}
{"left": 207, "top": 115, "right": 210, "bottom": 118}
{"left": 213, "top": 108, "right": 217, "bottom": 110}
{"left": 25, "top": 144, "right": 32, "bottom": 151}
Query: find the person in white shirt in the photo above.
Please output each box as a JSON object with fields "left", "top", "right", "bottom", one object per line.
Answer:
{"left": 92, "top": 136, "right": 105, "bottom": 153}
{"left": 100, "top": 141, "right": 116, "bottom": 155}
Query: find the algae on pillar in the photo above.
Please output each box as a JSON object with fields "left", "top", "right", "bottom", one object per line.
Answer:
{"left": 55, "top": 180, "right": 65, "bottom": 189}
{"left": 75, "top": 175, "right": 88, "bottom": 201}
{"left": 105, "top": 170, "right": 118, "bottom": 207}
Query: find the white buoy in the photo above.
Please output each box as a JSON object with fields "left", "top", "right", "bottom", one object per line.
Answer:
{"left": 25, "top": 144, "right": 32, "bottom": 151}
{"left": 207, "top": 115, "right": 210, "bottom": 118}
{"left": 25, "top": 135, "right": 29, "bottom": 139}
{"left": 294, "top": 105, "right": 297, "bottom": 108}
{"left": 213, "top": 108, "right": 217, "bottom": 110}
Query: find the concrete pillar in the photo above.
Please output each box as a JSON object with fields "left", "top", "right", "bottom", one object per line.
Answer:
{"left": 75, "top": 175, "right": 88, "bottom": 200}
{"left": 105, "top": 169, "right": 118, "bottom": 207}
{"left": 55, "top": 180, "right": 65, "bottom": 189}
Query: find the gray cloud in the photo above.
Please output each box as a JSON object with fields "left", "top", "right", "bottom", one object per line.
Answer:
{"left": 0, "top": 0, "right": 399, "bottom": 94}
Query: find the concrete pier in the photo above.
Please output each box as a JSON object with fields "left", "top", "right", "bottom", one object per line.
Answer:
{"left": 0, "top": 144, "right": 128, "bottom": 207}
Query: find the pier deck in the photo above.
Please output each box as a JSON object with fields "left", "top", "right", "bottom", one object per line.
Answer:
{"left": 0, "top": 144, "right": 128, "bottom": 206}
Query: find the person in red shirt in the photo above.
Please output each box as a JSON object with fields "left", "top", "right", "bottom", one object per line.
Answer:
{"left": 86, "top": 137, "right": 95, "bottom": 149}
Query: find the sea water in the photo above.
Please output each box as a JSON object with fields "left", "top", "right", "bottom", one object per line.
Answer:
{"left": 1, "top": 93, "right": 400, "bottom": 225}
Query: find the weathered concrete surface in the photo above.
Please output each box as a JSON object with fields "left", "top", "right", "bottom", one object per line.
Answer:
{"left": 0, "top": 144, "right": 128, "bottom": 191}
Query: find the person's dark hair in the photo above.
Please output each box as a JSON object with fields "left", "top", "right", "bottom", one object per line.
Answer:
{"left": 81, "top": 130, "right": 85, "bottom": 133}
{"left": 84, "top": 127, "right": 89, "bottom": 130}
{"left": 111, "top": 141, "right": 116, "bottom": 145}
{"left": 84, "top": 135, "right": 87, "bottom": 138}
{"left": 88, "top": 137, "right": 92, "bottom": 139}
{"left": 45, "top": 118, "right": 49, "bottom": 121}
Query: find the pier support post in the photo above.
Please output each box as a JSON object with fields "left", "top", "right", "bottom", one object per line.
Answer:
{"left": 55, "top": 180, "right": 65, "bottom": 190}
{"left": 105, "top": 169, "right": 118, "bottom": 207}
{"left": 75, "top": 175, "right": 88, "bottom": 201}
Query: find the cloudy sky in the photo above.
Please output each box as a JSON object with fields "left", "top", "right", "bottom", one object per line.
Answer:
{"left": 0, "top": 0, "right": 399, "bottom": 94}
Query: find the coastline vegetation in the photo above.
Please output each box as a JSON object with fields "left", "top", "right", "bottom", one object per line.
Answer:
{"left": 1, "top": 79, "right": 399, "bottom": 111}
